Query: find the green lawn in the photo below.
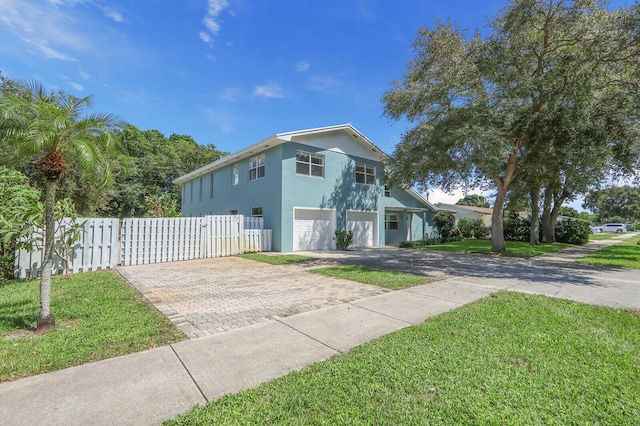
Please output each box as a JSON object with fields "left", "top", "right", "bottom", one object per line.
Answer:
{"left": 589, "top": 233, "right": 620, "bottom": 241}
{"left": 413, "top": 239, "right": 571, "bottom": 258}
{"left": 0, "top": 271, "right": 185, "bottom": 381}
{"left": 166, "top": 292, "right": 640, "bottom": 425}
{"left": 238, "top": 253, "right": 316, "bottom": 265}
{"left": 577, "top": 238, "right": 640, "bottom": 269}
{"left": 309, "top": 264, "right": 431, "bottom": 290}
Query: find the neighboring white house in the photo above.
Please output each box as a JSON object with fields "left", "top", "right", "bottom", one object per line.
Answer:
{"left": 435, "top": 203, "right": 529, "bottom": 226}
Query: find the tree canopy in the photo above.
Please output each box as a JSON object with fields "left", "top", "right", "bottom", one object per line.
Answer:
{"left": 456, "top": 194, "right": 490, "bottom": 208}
{"left": 383, "top": 0, "right": 640, "bottom": 252}
{"left": 583, "top": 186, "right": 640, "bottom": 222}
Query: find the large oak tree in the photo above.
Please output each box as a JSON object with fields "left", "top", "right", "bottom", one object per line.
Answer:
{"left": 383, "top": 0, "right": 640, "bottom": 252}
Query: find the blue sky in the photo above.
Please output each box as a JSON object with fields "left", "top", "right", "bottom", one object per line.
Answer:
{"left": 0, "top": 0, "right": 629, "bottom": 206}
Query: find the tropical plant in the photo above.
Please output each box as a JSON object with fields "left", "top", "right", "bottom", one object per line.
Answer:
{"left": 334, "top": 229, "right": 354, "bottom": 250}
{"left": 0, "top": 79, "right": 123, "bottom": 331}
{"left": 144, "top": 194, "right": 181, "bottom": 218}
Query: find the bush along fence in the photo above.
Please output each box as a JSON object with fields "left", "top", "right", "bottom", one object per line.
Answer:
{"left": 14, "top": 215, "right": 271, "bottom": 278}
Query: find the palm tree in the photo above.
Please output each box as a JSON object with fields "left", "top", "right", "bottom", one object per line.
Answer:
{"left": 0, "top": 80, "right": 124, "bottom": 331}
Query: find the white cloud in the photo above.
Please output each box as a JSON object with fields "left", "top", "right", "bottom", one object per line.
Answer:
{"left": 71, "top": 82, "right": 83, "bottom": 91}
{"left": 307, "top": 75, "right": 340, "bottom": 92}
{"left": 296, "top": 61, "right": 310, "bottom": 72}
{"left": 252, "top": 83, "right": 284, "bottom": 98}
{"left": 101, "top": 6, "right": 123, "bottom": 23}
{"left": 0, "top": 0, "right": 125, "bottom": 62}
{"left": 201, "top": 0, "right": 229, "bottom": 45}
{"left": 79, "top": 71, "right": 90, "bottom": 80}
{"left": 199, "top": 32, "right": 212, "bottom": 43}
{"left": 203, "top": 107, "right": 238, "bottom": 132}
{"left": 219, "top": 87, "right": 241, "bottom": 102}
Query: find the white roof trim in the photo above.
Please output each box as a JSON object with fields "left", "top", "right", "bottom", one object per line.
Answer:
{"left": 173, "top": 124, "right": 386, "bottom": 184}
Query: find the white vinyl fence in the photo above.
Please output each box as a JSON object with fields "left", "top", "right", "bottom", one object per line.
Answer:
{"left": 120, "top": 215, "right": 271, "bottom": 266}
{"left": 14, "top": 215, "right": 272, "bottom": 277}
{"left": 14, "top": 218, "right": 120, "bottom": 279}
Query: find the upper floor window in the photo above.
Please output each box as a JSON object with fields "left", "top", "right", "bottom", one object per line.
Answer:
{"left": 249, "top": 155, "right": 265, "bottom": 181}
{"left": 355, "top": 162, "right": 375, "bottom": 185}
{"left": 232, "top": 164, "right": 239, "bottom": 185}
{"left": 384, "top": 185, "right": 391, "bottom": 197}
{"left": 296, "top": 150, "right": 324, "bottom": 177}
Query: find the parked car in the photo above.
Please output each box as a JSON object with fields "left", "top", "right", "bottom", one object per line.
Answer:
{"left": 590, "top": 226, "right": 603, "bottom": 234}
{"left": 601, "top": 223, "right": 626, "bottom": 233}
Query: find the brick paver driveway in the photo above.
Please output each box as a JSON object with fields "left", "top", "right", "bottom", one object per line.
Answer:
{"left": 116, "top": 257, "right": 389, "bottom": 339}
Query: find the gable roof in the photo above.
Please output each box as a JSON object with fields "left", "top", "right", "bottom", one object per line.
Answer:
{"left": 173, "top": 124, "right": 385, "bottom": 185}
{"left": 173, "top": 124, "right": 437, "bottom": 212}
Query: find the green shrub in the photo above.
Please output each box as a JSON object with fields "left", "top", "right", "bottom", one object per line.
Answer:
{"left": 457, "top": 218, "right": 473, "bottom": 238}
{"left": 555, "top": 219, "right": 590, "bottom": 245}
{"left": 470, "top": 218, "right": 490, "bottom": 239}
{"left": 434, "top": 210, "right": 456, "bottom": 239}
{"left": 334, "top": 229, "right": 354, "bottom": 250}
{"left": 503, "top": 210, "right": 530, "bottom": 241}
{"left": 0, "top": 250, "right": 14, "bottom": 282}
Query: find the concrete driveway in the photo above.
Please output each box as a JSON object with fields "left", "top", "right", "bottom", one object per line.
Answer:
{"left": 117, "top": 257, "right": 389, "bottom": 338}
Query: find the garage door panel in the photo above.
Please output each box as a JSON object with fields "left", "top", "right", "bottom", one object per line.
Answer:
{"left": 346, "top": 211, "right": 376, "bottom": 248}
{"left": 293, "top": 209, "right": 335, "bottom": 251}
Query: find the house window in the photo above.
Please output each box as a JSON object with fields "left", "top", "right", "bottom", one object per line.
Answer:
{"left": 384, "top": 185, "right": 391, "bottom": 197}
{"left": 232, "top": 164, "right": 239, "bottom": 185}
{"left": 386, "top": 214, "right": 399, "bottom": 230}
{"left": 296, "top": 150, "right": 324, "bottom": 177}
{"left": 356, "top": 162, "right": 375, "bottom": 185}
{"left": 251, "top": 206, "right": 263, "bottom": 217}
{"left": 210, "top": 173, "right": 214, "bottom": 198}
{"left": 249, "top": 155, "right": 265, "bottom": 181}
{"left": 229, "top": 209, "right": 238, "bottom": 215}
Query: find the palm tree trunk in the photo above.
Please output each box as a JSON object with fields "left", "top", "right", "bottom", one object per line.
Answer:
{"left": 37, "top": 178, "right": 56, "bottom": 331}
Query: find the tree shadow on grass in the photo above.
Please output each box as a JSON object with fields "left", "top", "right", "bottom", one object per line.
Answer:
{"left": 0, "top": 299, "right": 37, "bottom": 332}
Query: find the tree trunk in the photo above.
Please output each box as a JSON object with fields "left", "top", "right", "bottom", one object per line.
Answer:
{"left": 491, "top": 184, "right": 508, "bottom": 253}
{"left": 541, "top": 186, "right": 555, "bottom": 243}
{"left": 529, "top": 186, "right": 541, "bottom": 245}
{"left": 37, "top": 178, "right": 56, "bottom": 332}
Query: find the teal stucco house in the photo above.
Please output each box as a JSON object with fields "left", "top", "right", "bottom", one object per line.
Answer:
{"left": 174, "top": 124, "right": 438, "bottom": 252}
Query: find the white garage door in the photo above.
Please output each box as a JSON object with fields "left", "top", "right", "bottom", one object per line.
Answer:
{"left": 347, "top": 211, "right": 377, "bottom": 248}
{"left": 293, "top": 209, "right": 336, "bottom": 251}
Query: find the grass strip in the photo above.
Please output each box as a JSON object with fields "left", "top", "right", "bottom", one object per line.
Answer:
{"left": 414, "top": 239, "right": 571, "bottom": 258}
{"left": 577, "top": 238, "right": 640, "bottom": 269}
{"left": 309, "top": 264, "right": 431, "bottom": 290}
{"left": 166, "top": 292, "right": 640, "bottom": 425}
{"left": 238, "top": 253, "right": 316, "bottom": 265}
{"left": 0, "top": 271, "right": 185, "bottom": 381}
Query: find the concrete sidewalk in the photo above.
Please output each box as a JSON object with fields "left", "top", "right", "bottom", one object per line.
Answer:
{"left": 0, "top": 279, "right": 492, "bottom": 426}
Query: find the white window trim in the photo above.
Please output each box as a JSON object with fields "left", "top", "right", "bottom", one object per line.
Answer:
{"left": 296, "top": 150, "right": 324, "bottom": 178}
{"left": 249, "top": 155, "right": 265, "bottom": 181}
{"left": 232, "top": 164, "right": 239, "bottom": 185}
{"left": 356, "top": 162, "right": 375, "bottom": 185}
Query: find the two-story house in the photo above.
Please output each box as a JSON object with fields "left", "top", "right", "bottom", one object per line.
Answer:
{"left": 174, "top": 124, "right": 438, "bottom": 252}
